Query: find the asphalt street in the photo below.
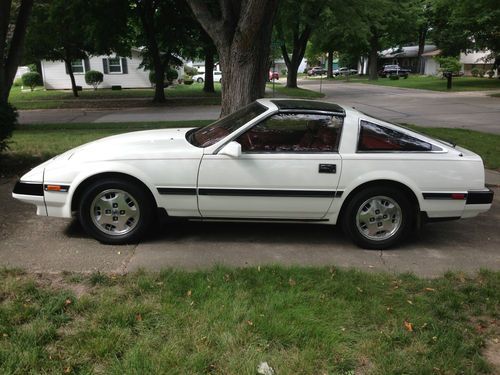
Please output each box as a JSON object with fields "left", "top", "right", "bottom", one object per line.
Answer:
{"left": 1, "top": 179, "right": 498, "bottom": 277}
{"left": 18, "top": 80, "right": 500, "bottom": 134}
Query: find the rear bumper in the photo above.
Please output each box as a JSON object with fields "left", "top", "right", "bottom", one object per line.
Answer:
{"left": 462, "top": 188, "right": 494, "bottom": 218}
{"left": 466, "top": 189, "right": 494, "bottom": 205}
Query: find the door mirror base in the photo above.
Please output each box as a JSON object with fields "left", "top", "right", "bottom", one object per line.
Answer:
{"left": 218, "top": 141, "right": 242, "bottom": 158}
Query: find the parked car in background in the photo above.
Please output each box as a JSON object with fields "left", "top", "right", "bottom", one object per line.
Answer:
{"left": 378, "top": 65, "right": 411, "bottom": 78}
{"left": 307, "top": 66, "right": 327, "bottom": 76}
{"left": 269, "top": 71, "right": 279, "bottom": 81}
{"left": 333, "top": 67, "right": 358, "bottom": 76}
{"left": 13, "top": 99, "right": 493, "bottom": 249}
{"left": 192, "top": 71, "right": 222, "bottom": 83}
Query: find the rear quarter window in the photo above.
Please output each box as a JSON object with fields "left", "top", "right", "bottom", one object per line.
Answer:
{"left": 358, "top": 120, "right": 439, "bottom": 152}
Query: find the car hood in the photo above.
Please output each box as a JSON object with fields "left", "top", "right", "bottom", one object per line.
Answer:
{"left": 62, "top": 127, "right": 203, "bottom": 162}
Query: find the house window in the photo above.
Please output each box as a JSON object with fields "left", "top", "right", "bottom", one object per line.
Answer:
{"left": 71, "top": 60, "right": 85, "bottom": 74}
{"left": 108, "top": 58, "right": 122, "bottom": 73}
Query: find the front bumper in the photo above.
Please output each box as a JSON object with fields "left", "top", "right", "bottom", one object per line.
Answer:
{"left": 12, "top": 181, "right": 47, "bottom": 216}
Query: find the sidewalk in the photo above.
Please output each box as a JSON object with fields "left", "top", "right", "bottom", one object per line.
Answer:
{"left": 486, "top": 169, "right": 500, "bottom": 187}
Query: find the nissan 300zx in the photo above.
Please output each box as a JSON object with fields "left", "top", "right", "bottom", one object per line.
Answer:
{"left": 12, "top": 99, "right": 494, "bottom": 249}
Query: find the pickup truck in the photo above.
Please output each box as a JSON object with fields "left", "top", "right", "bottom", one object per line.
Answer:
{"left": 378, "top": 65, "right": 411, "bottom": 78}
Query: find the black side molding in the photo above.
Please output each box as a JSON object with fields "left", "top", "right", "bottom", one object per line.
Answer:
{"left": 157, "top": 187, "right": 197, "bottom": 195}
{"left": 466, "top": 189, "right": 494, "bottom": 204}
{"left": 13, "top": 181, "right": 44, "bottom": 196}
{"left": 157, "top": 187, "right": 344, "bottom": 198}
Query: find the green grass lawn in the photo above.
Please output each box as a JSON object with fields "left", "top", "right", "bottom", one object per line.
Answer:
{"left": 266, "top": 83, "right": 325, "bottom": 98}
{"left": 405, "top": 126, "right": 500, "bottom": 170}
{"left": 0, "top": 121, "right": 212, "bottom": 176}
{"left": 8, "top": 84, "right": 222, "bottom": 110}
{"left": 1, "top": 121, "right": 499, "bottom": 177}
{"left": 345, "top": 75, "right": 500, "bottom": 92}
{"left": 0, "top": 267, "right": 498, "bottom": 374}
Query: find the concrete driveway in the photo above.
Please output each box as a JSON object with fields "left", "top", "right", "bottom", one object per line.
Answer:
{"left": 1, "top": 179, "right": 498, "bottom": 277}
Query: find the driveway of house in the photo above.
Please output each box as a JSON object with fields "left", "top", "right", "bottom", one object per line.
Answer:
{"left": 1, "top": 179, "right": 498, "bottom": 277}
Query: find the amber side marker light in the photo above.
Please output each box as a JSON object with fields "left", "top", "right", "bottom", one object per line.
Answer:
{"left": 45, "top": 185, "right": 69, "bottom": 192}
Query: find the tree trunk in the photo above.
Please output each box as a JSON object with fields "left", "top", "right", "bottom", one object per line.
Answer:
{"left": 64, "top": 59, "right": 79, "bottom": 97}
{"left": 203, "top": 46, "right": 215, "bottom": 93}
{"left": 153, "top": 63, "right": 165, "bottom": 102}
{"left": 416, "top": 26, "right": 427, "bottom": 74}
{"left": 186, "top": 0, "right": 279, "bottom": 116}
{"left": 281, "top": 25, "right": 311, "bottom": 89}
{"left": 327, "top": 49, "right": 334, "bottom": 78}
{"left": 0, "top": 0, "right": 34, "bottom": 103}
{"left": 368, "top": 36, "right": 379, "bottom": 81}
{"left": 137, "top": 0, "right": 165, "bottom": 103}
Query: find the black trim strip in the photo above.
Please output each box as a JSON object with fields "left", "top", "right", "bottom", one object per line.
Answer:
{"left": 466, "top": 189, "right": 494, "bottom": 205}
{"left": 44, "top": 184, "right": 70, "bottom": 192}
{"left": 157, "top": 187, "right": 197, "bottom": 195}
{"left": 178, "top": 216, "right": 329, "bottom": 222}
{"left": 157, "top": 187, "right": 344, "bottom": 198}
{"left": 13, "top": 181, "right": 44, "bottom": 196}
{"left": 198, "top": 188, "right": 339, "bottom": 198}
{"left": 422, "top": 192, "right": 467, "bottom": 200}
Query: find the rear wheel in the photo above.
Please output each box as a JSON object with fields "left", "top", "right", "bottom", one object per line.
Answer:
{"left": 342, "top": 186, "right": 413, "bottom": 249}
{"left": 196, "top": 77, "right": 204, "bottom": 83}
{"left": 78, "top": 178, "right": 154, "bottom": 244}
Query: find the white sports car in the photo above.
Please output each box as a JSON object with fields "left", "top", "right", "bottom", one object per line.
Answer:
{"left": 13, "top": 99, "right": 493, "bottom": 249}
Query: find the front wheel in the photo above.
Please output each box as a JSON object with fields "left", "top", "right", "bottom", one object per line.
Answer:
{"left": 342, "top": 186, "right": 413, "bottom": 249}
{"left": 78, "top": 178, "right": 154, "bottom": 244}
{"left": 196, "top": 77, "right": 203, "bottom": 83}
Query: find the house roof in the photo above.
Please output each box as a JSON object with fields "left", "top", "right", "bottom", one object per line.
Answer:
{"left": 380, "top": 45, "right": 438, "bottom": 58}
{"left": 422, "top": 49, "right": 442, "bottom": 57}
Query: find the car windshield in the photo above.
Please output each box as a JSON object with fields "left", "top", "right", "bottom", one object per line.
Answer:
{"left": 188, "top": 102, "right": 267, "bottom": 147}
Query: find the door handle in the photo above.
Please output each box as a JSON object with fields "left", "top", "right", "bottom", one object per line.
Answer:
{"left": 318, "top": 164, "right": 336, "bottom": 174}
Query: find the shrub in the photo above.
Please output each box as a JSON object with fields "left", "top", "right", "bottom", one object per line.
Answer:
{"left": 111, "top": 85, "right": 121, "bottom": 90}
{"left": 27, "top": 63, "right": 38, "bottom": 72}
{"left": 13, "top": 78, "right": 23, "bottom": 87}
{"left": 281, "top": 69, "right": 288, "bottom": 76}
{"left": 477, "top": 69, "right": 485, "bottom": 77}
{"left": 436, "top": 56, "right": 462, "bottom": 77}
{"left": 183, "top": 74, "right": 194, "bottom": 85}
{"left": 487, "top": 70, "right": 494, "bottom": 78}
{"left": 166, "top": 68, "right": 178, "bottom": 83}
{"left": 84, "top": 70, "right": 104, "bottom": 90}
{"left": 0, "top": 102, "right": 18, "bottom": 153}
{"left": 184, "top": 66, "right": 198, "bottom": 76}
{"left": 471, "top": 67, "right": 479, "bottom": 77}
{"left": 21, "top": 72, "right": 42, "bottom": 91}
{"left": 389, "top": 74, "right": 400, "bottom": 80}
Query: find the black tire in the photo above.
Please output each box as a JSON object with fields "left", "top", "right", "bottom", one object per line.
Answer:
{"left": 77, "top": 178, "right": 155, "bottom": 244}
{"left": 341, "top": 186, "right": 414, "bottom": 250}
{"left": 196, "top": 77, "right": 203, "bottom": 83}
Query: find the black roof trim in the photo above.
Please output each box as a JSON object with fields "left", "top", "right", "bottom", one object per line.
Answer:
{"left": 271, "top": 100, "right": 345, "bottom": 116}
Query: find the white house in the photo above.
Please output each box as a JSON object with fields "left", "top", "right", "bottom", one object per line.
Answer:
{"left": 41, "top": 48, "right": 184, "bottom": 90}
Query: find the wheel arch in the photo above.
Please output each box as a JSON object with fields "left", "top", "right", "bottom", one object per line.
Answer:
{"left": 71, "top": 172, "right": 158, "bottom": 212}
{"left": 337, "top": 179, "right": 421, "bottom": 226}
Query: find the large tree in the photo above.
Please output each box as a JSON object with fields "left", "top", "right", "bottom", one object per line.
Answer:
{"left": 432, "top": 0, "right": 500, "bottom": 58}
{"left": 25, "top": 0, "right": 130, "bottom": 97}
{"left": 275, "top": 0, "right": 328, "bottom": 88}
{"left": 186, "top": 0, "right": 280, "bottom": 116}
{"left": 0, "top": 0, "right": 34, "bottom": 103}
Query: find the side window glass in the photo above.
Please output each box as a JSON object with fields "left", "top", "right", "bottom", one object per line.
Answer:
{"left": 358, "top": 120, "right": 435, "bottom": 151}
{"left": 236, "top": 113, "right": 343, "bottom": 153}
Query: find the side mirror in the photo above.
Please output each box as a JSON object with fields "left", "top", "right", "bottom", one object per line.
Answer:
{"left": 218, "top": 141, "right": 242, "bottom": 158}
